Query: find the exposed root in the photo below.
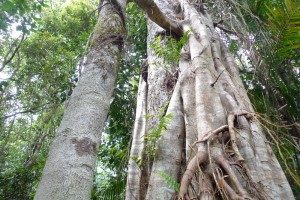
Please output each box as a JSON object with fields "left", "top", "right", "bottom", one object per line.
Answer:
{"left": 178, "top": 113, "right": 258, "bottom": 200}
{"left": 179, "top": 151, "right": 208, "bottom": 199}
{"left": 228, "top": 113, "right": 244, "bottom": 162}
{"left": 215, "top": 167, "right": 230, "bottom": 200}
{"left": 215, "top": 155, "right": 252, "bottom": 199}
{"left": 220, "top": 178, "right": 250, "bottom": 200}
{"left": 208, "top": 141, "right": 226, "bottom": 200}
{"left": 192, "top": 125, "right": 229, "bottom": 146}
{"left": 198, "top": 171, "right": 214, "bottom": 199}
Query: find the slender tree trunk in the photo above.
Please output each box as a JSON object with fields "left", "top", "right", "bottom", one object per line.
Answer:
{"left": 127, "top": 0, "right": 295, "bottom": 199}
{"left": 126, "top": 75, "right": 148, "bottom": 200}
{"left": 34, "top": 1, "right": 126, "bottom": 199}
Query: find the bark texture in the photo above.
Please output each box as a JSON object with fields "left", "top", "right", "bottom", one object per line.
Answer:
{"left": 126, "top": 5, "right": 179, "bottom": 198}
{"left": 126, "top": 76, "right": 148, "bottom": 200}
{"left": 34, "top": 1, "right": 126, "bottom": 199}
{"left": 127, "top": 0, "right": 295, "bottom": 199}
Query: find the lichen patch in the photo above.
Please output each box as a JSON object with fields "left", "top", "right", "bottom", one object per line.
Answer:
{"left": 71, "top": 137, "right": 97, "bottom": 156}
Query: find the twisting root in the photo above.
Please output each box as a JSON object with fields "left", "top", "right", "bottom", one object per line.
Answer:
{"left": 192, "top": 125, "right": 229, "bottom": 146}
{"left": 228, "top": 113, "right": 245, "bottom": 162}
{"left": 179, "top": 151, "right": 208, "bottom": 199}
{"left": 179, "top": 113, "right": 258, "bottom": 200}
{"left": 215, "top": 167, "right": 230, "bottom": 199}
{"left": 220, "top": 178, "right": 249, "bottom": 200}
{"left": 198, "top": 171, "right": 214, "bottom": 199}
{"left": 209, "top": 143, "right": 229, "bottom": 200}
{"left": 215, "top": 155, "right": 253, "bottom": 199}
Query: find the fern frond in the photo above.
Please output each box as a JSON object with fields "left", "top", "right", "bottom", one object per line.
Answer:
{"left": 156, "top": 171, "right": 180, "bottom": 192}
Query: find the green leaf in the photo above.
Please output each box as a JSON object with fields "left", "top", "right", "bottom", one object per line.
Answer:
{"left": 3, "top": 1, "right": 15, "bottom": 11}
{"left": 156, "top": 171, "right": 180, "bottom": 192}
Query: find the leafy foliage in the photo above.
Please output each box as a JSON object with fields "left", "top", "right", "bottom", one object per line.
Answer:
{"left": 0, "top": 167, "right": 40, "bottom": 200}
{"left": 0, "top": 0, "right": 47, "bottom": 33}
{"left": 144, "top": 104, "right": 173, "bottom": 159}
{"left": 92, "top": 173, "right": 126, "bottom": 200}
{"left": 249, "top": 0, "right": 300, "bottom": 61}
{"left": 0, "top": 0, "right": 96, "bottom": 198}
{"left": 150, "top": 30, "right": 190, "bottom": 65}
{"left": 126, "top": 2, "right": 147, "bottom": 57}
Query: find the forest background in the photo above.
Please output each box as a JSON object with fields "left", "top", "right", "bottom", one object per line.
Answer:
{"left": 0, "top": 0, "right": 299, "bottom": 199}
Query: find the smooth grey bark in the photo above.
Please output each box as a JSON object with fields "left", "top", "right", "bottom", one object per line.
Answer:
{"left": 126, "top": 76, "right": 147, "bottom": 200}
{"left": 145, "top": 82, "right": 185, "bottom": 200}
{"left": 34, "top": 1, "right": 126, "bottom": 199}
{"left": 127, "top": 0, "right": 295, "bottom": 199}
{"left": 126, "top": 8, "right": 179, "bottom": 198}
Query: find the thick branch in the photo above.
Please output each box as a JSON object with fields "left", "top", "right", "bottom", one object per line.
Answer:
{"left": 135, "top": 0, "right": 182, "bottom": 36}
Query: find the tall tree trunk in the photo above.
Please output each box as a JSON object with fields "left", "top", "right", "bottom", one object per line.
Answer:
{"left": 127, "top": 0, "right": 295, "bottom": 199}
{"left": 34, "top": 1, "right": 126, "bottom": 199}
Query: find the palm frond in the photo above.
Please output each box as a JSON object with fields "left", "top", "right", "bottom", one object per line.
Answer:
{"left": 264, "top": 0, "right": 300, "bottom": 60}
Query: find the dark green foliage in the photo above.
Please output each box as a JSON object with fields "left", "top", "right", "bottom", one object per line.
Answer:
{"left": 126, "top": 2, "right": 147, "bottom": 57}
{"left": 0, "top": 106, "right": 63, "bottom": 199}
{"left": 0, "top": 165, "right": 44, "bottom": 200}
{"left": 0, "top": 0, "right": 96, "bottom": 198}
{"left": 97, "top": 58, "right": 138, "bottom": 170}
{"left": 92, "top": 175, "right": 126, "bottom": 200}
{"left": 228, "top": 40, "right": 239, "bottom": 55}
{"left": 0, "top": 0, "right": 47, "bottom": 33}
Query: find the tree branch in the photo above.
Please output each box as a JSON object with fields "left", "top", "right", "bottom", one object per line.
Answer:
{"left": 135, "top": 0, "right": 183, "bottom": 36}
{"left": 216, "top": 24, "right": 238, "bottom": 36}
{"left": 0, "top": 32, "right": 26, "bottom": 72}
{"left": 2, "top": 103, "right": 49, "bottom": 119}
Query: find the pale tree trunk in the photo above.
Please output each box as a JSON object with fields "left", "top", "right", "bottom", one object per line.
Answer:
{"left": 126, "top": 75, "right": 148, "bottom": 200}
{"left": 127, "top": 0, "right": 295, "bottom": 199}
{"left": 34, "top": 1, "right": 126, "bottom": 199}
{"left": 126, "top": 16, "right": 178, "bottom": 199}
